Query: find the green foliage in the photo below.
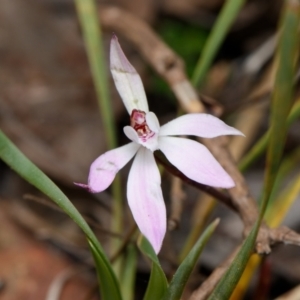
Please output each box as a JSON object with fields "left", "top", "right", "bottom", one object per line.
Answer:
{"left": 239, "top": 100, "right": 300, "bottom": 172}
{"left": 74, "top": 0, "right": 124, "bottom": 277}
{"left": 163, "top": 219, "right": 219, "bottom": 300}
{"left": 192, "top": 0, "right": 247, "bottom": 86}
{"left": 74, "top": 0, "right": 116, "bottom": 148}
{"left": 0, "top": 130, "right": 122, "bottom": 300}
{"left": 121, "top": 245, "right": 138, "bottom": 300}
{"left": 209, "top": 1, "right": 300, "bottom": 298}
{"left": 138, "top": 237, "right": 168, "bottom": 300}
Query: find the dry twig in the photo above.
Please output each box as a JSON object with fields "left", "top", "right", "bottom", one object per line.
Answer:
{"left": 168, "top": 176, "right": 186, "bottom": 230}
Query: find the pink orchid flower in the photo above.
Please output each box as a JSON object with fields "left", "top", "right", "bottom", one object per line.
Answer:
{"left": 77, "top": 35, "right": 244, "bottom": 253}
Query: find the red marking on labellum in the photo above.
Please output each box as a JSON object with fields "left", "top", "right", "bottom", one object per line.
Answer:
{"left": 130, "top": 109, "right": 155, "bottom": 141}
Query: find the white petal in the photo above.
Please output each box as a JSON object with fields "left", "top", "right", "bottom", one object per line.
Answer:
{"left": 87, "top": 142, "right": 140, "bottom": 193}
{"left": 123, "top": 126, "right": 159, "bottom": 152}
{"left": 159, "top": 137, "right": 235, "bottom": 188}
{"left": 110, "top": 35, "right": 149, "bottom": 114}
{"left": 159, "top": 113, "right": 244, "bottom": 138}
{"left": 146, "top": 112, "right": 160, "bottom": 133}
{"left": 141, "top": 133, "right": 159, "bottom": 152}
{"left": 123, "top": 126, "right": 139, "bottom": 143}
{"left": 127, "top": 147, "right": 166, "bottom": 253}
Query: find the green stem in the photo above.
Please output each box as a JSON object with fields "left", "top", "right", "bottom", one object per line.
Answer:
{"left": 74, "top": 0, "right": 123, "bottom": 277}
{"left": 192, "top": 0, "right": 246, "bottom": 87}
{"left": 239, "top": 100, "right": 300, "bottom": 172}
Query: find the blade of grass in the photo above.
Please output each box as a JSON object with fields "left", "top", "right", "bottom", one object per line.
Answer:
{"left": 137, "top": 236, "right": 168, "bottom": 300}
{"left": 192, "top": 0, "right": 247, "bottom": 87}
{"left": 260, "top": 0, "right": 300, "bottom": 214}
{"left": 121, "top": 245, "right": 137, "bottom": 300}
{"left": 163, "top": 219, "right": 219, "bottom": 300}
{"left": 231, "top": 170, "right": 300, "bottom": 300}
{"left": 239, "top": 100, "right": 300, "bottom": 172}
{"left": 0, "top": 130, "right": 122, "bottom": 300}
{"left": 74, "top": 0, "right": 124, "bottom": 276}
{"left": 266, "top": 146, "right": 300, "bottom": 211}
{"left": 267, "top": 174, "right": 300, "bottom": 227}
{"left": 208, "top": 2, "right": 300, "bottom": 298}
{"left": 179, "top": 195, "right": 216, "bottom": 263}
{"left": 74, "top": 0, "right": 115, "bottom": 148}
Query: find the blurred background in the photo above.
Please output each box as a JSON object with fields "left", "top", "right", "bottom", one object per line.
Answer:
{"left": 0, "top": 0, "right": 300, "bottom": 299}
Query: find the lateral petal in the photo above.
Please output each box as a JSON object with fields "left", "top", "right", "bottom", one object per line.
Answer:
{"left": 123, "top": 126, "right": 139, "bottom": 143}
{"left": 127, "top": 147, "right": 166, "bottom": 253}
{"left": 146, "top": 112, "right": 160, "bottom": 133}
{"left": 110, "top": 35, "right": 149, "bottom": 114}
{"left": 159, "top": 137, "right": 235, "bottom": 188}
{"left": 84, "top": 142, "right": 140, "bottom": 193}
{"left": 159, "top": 113, "right": 244, "bottom": 138}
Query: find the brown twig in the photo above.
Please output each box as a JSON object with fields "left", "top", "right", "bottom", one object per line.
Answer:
{"left": 168, "top": 176, "right": 186, "bottom": 230}
{"left": 98, "top": 4, "right": 300, "bottom": 253}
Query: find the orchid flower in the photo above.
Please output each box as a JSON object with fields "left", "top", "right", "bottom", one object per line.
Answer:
{"left": 77, "top": 35, "right": 244, "bottom": 253}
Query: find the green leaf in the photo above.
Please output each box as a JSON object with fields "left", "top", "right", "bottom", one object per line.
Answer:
{"left": 239, "top": 100, "right": 300, "bottom": 172}
{"left": 208, "top": 225, "right": 258, "bottom": 300}
{"left": 89, "top": 241, "right": 123, "bottom": 300}
{"left": 0, "top": 130, "right": 122, "bottom": 300}
{"left": 74, "top": 0, "right": 124, "bottom": 277}
{"left": 121, "top": 245, "right": 138, "bottom": 300}
{"left": 209, "top": 1, "right": 300, "bottom": 298}
{"left": 266, "top": 146, "right": 300, "bottom": 213}
{"left": 192, "top": 0, "right": 247, "bottom": 86}
{"left": 138, "top": 237, "right": 168, "bottom": 300}
{"left": 163, "top": 219, "right": 219, "bottom": 300}
{"left": 74, "top": 0, "right": 116, "bottom": 148}
{"left": 260, "top": 0, "right": 300, "bottom": 215}
{"left": 266, "top": 173, "right": 300, "bottom": 227}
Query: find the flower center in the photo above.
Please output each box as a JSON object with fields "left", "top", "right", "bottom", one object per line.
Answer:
{"left": 130, "top": 109, "right": 155, "bottom": 142}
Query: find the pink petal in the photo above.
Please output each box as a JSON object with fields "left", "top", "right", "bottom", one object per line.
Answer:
{"left": 158, "top": 137, "right": 235, "bottom": 188}
{"left": 110, "top": 35, "right": 149, "bottom": 114}
{"left": 159, "top": 113, "right": 244, "bottom": 138}
{"left": 85, "top": 142, "right": 140, "bottom": 193}
{"left": 127, "top": 147, "right": 166, "bottom": 253}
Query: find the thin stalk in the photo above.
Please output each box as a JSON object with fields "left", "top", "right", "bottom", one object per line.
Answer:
{"left": 179, "top": 195, "right": 216, "bottom": 262}
{"left": 74, "top": 0, "right": 116, "bottom": 147}
{"left": 74, "top": 0, "right": 123, "bottom": 277}
{"left": 239, "top": 100, "right": 300, "bottom": 172}
{"left": 209, "top": 2, "right": 300, "bottom": 298}
{"left": 192, "top": 0, "right": 246, "bottom": 87}
{"left": 120, "top": 245, "right": 137, "bottom": 300}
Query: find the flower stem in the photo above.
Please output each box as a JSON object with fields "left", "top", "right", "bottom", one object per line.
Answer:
{"left": 74, "top": 0, "right": 123, "bottom": 277}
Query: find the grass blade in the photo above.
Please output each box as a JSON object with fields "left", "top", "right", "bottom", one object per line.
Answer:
{"left": 74, "top": 0, "right": 116, "bottom": 148}
{"left": 163, "top": 219, "right": 219, "bottom": 300}
{"left": 137, "top": 237, "right": 168, "bottom": 300}
{"left": 0, "top": 130, "right": 122, "bottom": 300}
{"left": 192, "top": 0, "right": 247, "bottom": 86}
{"left": 239, "top": 100, "right": 300, "bottom": 172}
{"left": 121, "top": 245, "right": 138, "bottom": 300}
{"left": 208, "top": 1, "right": 300, "bottom": 298}
{"left": 230, "top": 169, "right": 300, "bottom": 300}
{"left": 74, "top": 0, "right": 124, "bottom": 276}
